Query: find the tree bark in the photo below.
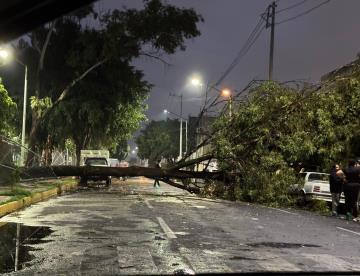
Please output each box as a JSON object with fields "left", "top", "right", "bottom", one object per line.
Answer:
{"left": 20, "top": 166, "right": 224, "bottom": 181}
{"left": 158, "top": 178, "right": 200, "bottom": 194}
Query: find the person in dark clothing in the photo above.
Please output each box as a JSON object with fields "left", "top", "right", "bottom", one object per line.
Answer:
{"left": 153, "top": 160, "right": 161, "bottom": 188}
{"left": 329, "top": 164, "right": 345, "bottom": 216}
{"left": 343, "top": 159, "right": 360, "bottom": 220}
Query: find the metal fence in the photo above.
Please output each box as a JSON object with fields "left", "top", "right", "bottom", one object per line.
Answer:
{"left": 0, "top": 135, "right": 76, "bottom": 184}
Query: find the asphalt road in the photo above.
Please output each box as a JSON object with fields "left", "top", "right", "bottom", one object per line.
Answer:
{"left": 1, "top": 177, "right": 360, "bottom": 275}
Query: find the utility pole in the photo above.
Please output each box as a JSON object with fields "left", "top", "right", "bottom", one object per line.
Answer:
{"left": 169, "top": 93, "right": 183, "bottom": 160}
{"left": 266, "top": 1, "right": 276, "bottom": 80}
{"left": 179, "top": 94, "right": 183, "bottom": 159}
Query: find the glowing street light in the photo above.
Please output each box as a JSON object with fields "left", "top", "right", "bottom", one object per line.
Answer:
{"left": 191, "top": 77, "right": 202, "bottom": 87}
{"left": 0, "top": 49, "right": 10, "bottom": 61}
{"left": 221, "top": 89, "right": 231, "bottom": 98}
{"left": 221, "top": 89, "right": 233, "bottom": 118}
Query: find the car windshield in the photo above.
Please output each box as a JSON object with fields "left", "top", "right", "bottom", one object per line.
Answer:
{"left": 308, "top": 173, "right": 329, "bottom": 182}
{"left": 86, "top": 159, "right": 107, "bottom": 166}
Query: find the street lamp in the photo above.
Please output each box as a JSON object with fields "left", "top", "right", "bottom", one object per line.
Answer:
{"left": 163, "top": 109, "right": 188, "bottom": 158}
{"left": 0, "top": 47, "right": 28, "bottom": 166}
{"left": 221, "top": 89, "right": 233, "bottom": 118}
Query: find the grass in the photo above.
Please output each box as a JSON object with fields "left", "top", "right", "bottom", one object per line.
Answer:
{"left": 0, "top": 177, "right": 77, "bottom": 206}
{"left": 0, "top": 187, "right": 31, "bottom": 197}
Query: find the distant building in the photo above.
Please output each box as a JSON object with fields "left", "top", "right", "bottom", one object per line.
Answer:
{"left": 321, "top": 55, "right": 360, "bottom": 81}
{"left": 187, "top": 115, "right": 218, "bottom": 171}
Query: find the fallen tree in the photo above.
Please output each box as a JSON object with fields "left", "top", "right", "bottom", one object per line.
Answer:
{"left": 19, "top": 165, "right": 224, "bottom": 181}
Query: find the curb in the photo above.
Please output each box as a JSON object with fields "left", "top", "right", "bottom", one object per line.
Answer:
{"left": 0, "top": 182, "right": 78, "bottom": 218}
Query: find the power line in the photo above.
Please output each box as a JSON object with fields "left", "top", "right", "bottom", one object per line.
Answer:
{"left": 276, "top": 0, "right": 331, "bottom": 25}
{"left": 214, "top": 16, "right": 266, "bottom": 86}
{"left": 276, "top": 0, "right": 308, "bottom": 14}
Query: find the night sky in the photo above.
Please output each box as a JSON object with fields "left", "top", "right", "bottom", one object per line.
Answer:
{"left": 100, "top": 0, "right": 360, "bottom": 120}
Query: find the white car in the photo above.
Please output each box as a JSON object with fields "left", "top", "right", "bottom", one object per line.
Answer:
{"left": 296, "top": 172, "right": 345, "bottom": 203}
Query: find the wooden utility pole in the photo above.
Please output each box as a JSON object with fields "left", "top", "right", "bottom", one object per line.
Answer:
{"left": 267, "top": 1, "right": 276, "bottom": 80}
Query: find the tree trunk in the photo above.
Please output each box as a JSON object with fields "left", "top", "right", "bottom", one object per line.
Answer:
{"left": 20, "top": 166, "right": 224, "bottom": 181}
{"left": 75, "top": 143, "right": 81, "bottom": 167}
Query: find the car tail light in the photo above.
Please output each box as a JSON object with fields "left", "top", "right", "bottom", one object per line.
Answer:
{"left": 313, "top": 186, "right": 320, "bottom": 192}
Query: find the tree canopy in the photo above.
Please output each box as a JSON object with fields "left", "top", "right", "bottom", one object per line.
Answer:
{"left": 0, "top": 0, "right": 203, "bottom": 165}
{"left": 0, "top": 79, "right": 16, "bottom": 137}
{"left": 136, "top": 119, "right": 180, "bottom": 165}
{"left": 211, "top": 79, "right": 360, "bottom": 204}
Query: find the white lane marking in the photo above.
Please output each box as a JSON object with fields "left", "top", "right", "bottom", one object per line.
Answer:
{"left": 267, "top": 207, "right": 296, "bottom": 215}
{"left": 255, "top": 251, "right": 301, "bottom": 271}
{"left": 192, "top": 205, "right": 207, "bottom": 209}
{"left": 336, "top": 227, "right": 360, "bottom": 236}
{"left": 157, "top": 217, "right": 177, "bottom": 239}
{"left": 302, "top": 253, "right": 360, "bottom": 270}
{"left": 144, "top": 199, "right": 154, "bottom": 209}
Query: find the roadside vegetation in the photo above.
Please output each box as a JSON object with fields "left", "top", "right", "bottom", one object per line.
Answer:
{"left": 0, "top": 178, "right": 76, "bottom": 206}
{"left": 208, "top": 77, "right": 360, "bottom": 208}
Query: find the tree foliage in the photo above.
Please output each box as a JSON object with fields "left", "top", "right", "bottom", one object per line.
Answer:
{"left": 212, "top": 79, "right": 360, "bottom": 204}
{"left": 1, "top": 1, "right": 203, "bottom": 165}
{"left": 0, "top": 79, "right": 16, "bottom": 137}
{"left": 136, "top": 119, "right": 180, "bottom": 165}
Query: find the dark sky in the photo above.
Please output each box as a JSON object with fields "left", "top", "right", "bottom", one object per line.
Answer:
{"left": 101, "top": 0, "right": 360, "bottom": 121}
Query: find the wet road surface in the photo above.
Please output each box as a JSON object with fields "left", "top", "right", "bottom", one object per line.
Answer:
{"left": 1, "top": 177, "right": 360, "bottom": 274}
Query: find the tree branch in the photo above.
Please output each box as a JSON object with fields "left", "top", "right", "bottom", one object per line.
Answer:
{"left": 55, "top": 59, "right": 107, "bottom": 105}
{"left": 139, "top": 52, "right": 172, "bottom": 67}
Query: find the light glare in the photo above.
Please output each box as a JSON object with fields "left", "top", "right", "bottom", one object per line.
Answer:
{"left": 191, "top": 78, "right": 201, "bottom": 87}
{"left": 221, "top": 89, "right": 231, "bottom": 97}
{"left": 0, "top": 49, "right": 9, "bottom": 60}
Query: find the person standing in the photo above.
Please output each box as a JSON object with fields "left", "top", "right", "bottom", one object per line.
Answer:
{"left": 329, "top": 164, "right": 345, "bottom": 216}
{"left": 153, "top": 160, "right": 161, "bottom": 188}
{"left": 343, "top": 160, "right": 360, "bottom": 221}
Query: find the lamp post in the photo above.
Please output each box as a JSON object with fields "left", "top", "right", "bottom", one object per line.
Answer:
{"left": 221, "top": 89, "right": 233, "bottom": 118}
{"left": 164, "top": 109, "right": 188, "bottom": 158}
{"left": 0, "top": 48, "right": 28, "bottom": 166}
{"left": 167, "top": 93, "right": 184, "bottom": 160}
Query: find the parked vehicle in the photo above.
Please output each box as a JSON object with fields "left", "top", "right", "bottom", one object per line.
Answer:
{"left": 119, "top": 161, "right": 129, "bottom": 167}
{"left": 80, "top": 157, "right": 111, "bottom": 187}
{"left": 292, "top": 172, "right": 344, "bottom": 203}
{"left": 109, "top": 158, "right": 120, "bottom": 167}
{"left": 80, "top": 150, "right": 109, "bottom": 166}
{"left": 118, "top": 160, "right": 129, "bottom": 181}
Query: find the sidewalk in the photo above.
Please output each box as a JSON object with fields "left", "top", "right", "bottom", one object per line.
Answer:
{"left": 0, "top": 177, "right": 77, "bottom": 217}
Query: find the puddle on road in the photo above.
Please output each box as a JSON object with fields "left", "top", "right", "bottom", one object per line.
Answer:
{"left": 0, "top": 223, "right": 53, "bottom": 273}
{"left": 246, "top": 242, "right": 321, "bottom": 248}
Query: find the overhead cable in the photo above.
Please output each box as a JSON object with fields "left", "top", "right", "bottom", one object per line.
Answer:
{"left": 214, "top": 16, "right": 266, "bottom": 86}
{"left": 276, "top": 0, "right": 331, "bottom": 25}
{"left": 276, "top": 0, "right": 308, "bottom": 14}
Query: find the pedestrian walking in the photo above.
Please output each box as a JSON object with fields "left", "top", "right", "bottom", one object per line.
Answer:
{"left": 343, "top": 159, "right": 360, "bottom": 221}
{"left": 153, "top": 160, "right": 161, "bottom": 188}
{"left": 329, "top": 164, "right": 345, "bottom": 216}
